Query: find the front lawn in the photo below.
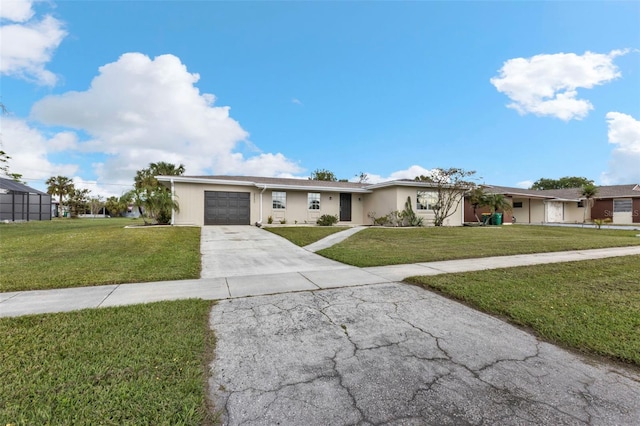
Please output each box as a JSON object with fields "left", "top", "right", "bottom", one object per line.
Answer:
{"left": 406, "top": 255, "right": 640, "bottom": 366}
{"left": 317, "top": 225, "right": 640, "bottom": 267}
{"left": 0, "top": 299, "right": 216, "bottom": 425}
{"left": 0, "top": 218, "right": 201, "bottom": 292}
{"left": 264, "top": 226, "right": 346, "bottom": 246}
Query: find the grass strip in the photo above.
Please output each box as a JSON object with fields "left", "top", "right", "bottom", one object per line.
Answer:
{"left": 0, "top": 218, "right": 201, "bottom": 292}
{"left": 318, "top": 225, "right": 640, "bottom": 267}
{"left": 0, "top": 299, "right": 216, "bottom": 425}
{"left": 406, "top": 255, "right": 640, "bottom": 366}
{"left": 265, "top": 226, "right": 346, "bottom": 246}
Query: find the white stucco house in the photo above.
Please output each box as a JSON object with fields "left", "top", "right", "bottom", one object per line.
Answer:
{"left": 156, "top": 175, "right": 465, "bottom": 227}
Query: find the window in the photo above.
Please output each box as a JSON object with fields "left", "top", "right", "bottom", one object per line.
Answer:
{"left": 272, "top": 191, "right": 286, "bottom": 209}
{"left": 513, "top": 202, "right": 523, "bottom": 208}
{"left": 416, "top": 191, "right": 438, "bottom": 210}
{"left": 613, "top": 199, "right": 632, "bottom": 213}
{"left": 308, "top": 193, "right": 320, "bottom": 210}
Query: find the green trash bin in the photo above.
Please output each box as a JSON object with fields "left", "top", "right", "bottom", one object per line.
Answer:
{"left": 492, "top": 213, "right": 503, "bottom": 225}
{"left": 481, "top": 213, "right": 491, "bottom": 225}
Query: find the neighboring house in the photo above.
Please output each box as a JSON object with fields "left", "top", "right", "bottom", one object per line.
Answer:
{"left": 0, "top": 177, "right": 52, "bottom": 222}
{"left": 464, "top": 184, "right": 640, "bottom": 225}
{"left": 156, "top": 175, "right": 465, "bottom": 227}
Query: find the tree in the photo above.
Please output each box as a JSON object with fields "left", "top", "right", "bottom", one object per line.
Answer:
{"left": 483, "top": 193, "right": 512, "bottom": 214}
{"left": 89, "top": 196, "right": 105, "bottom": 217}
{"left": 356, "top": 172, "right": 369, "bottom": 184}
{"left": 580, "top": 183, "right": 598, "bottom": 223}
{"left": 133, "top": 162, "right": 185, "bottom": 224}
{"left": 0, "top": 102, "right": 11, "bottom": 178}
{"left": 46, "top": 176, "right": 74, "bottom": 217}
{"left": 531, "top": 176, "right": 594, "bottom": 190}
{"left": 415, "top": 168, "right": 476, "bottom": 226}
{"left": 67, "top": 188, "right": 90, "bottom": 218}
{"left": 309, "top": 169, "right": 337, "bottom": 182}
{"left": 468, "top": 187, "right": 488, "bottom": 222}
{"left": 105, "top": 193, "right": 132, "bottom": 217}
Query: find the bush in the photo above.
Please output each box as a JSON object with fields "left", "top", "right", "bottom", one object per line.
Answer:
{"left": 317, "top": 214, "right": 339, "bottom": 226}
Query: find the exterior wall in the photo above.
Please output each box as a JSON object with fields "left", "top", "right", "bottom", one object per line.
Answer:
{"left": 363, "top": 187, "right": 397, "bottom": 224}
{"left": 173, "top": 182, "right": 260, "bottom": 226}
{"left": 530, "top": 200, "right": 545, "bottom": 223}
{"left": 267, "top": 190, "right": 367, "bottom": 225}
{"left": 464, "top": 198, "right": 513, "bottom": 223}
{"left": 563, "top": 202, "right": 585, "bottom": 223}
{"left": 174, "top": 181, "right": 465, "bottom": 227}
{"left": 173, "top": 183, "right": 369, "bottom": 226}
{"left": 588, "top": 198, "right": 640, "bottom": 224}
{"left": 591, "top": 199, "right": 613, "bottom": 221}
{"left": 512, "top": 198, "right": 530, "bottom": 223}
{"left": 367, "top": 187, "right": 464, "bottom": 227}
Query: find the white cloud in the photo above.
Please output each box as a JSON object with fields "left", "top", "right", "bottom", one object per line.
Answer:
{"left": 48, "top": 131, "right": 78, "bottom": 151}
{"left": 291, "top": 98, "right": 303, "bottom": 105}
{"left": 30, "top": 53, "right": 302, "bottom": 187}
{"left": 491, "top": 50, "right": 628, "bottom": 121}
{"left": 0, "top": 1, "right": 67, "bottom": 86}
{"left": 516, "top": 180, "right": 534, "bottom": 189}
{"left": 0, "top": 0, "right": 35, "bottom": 22}
{"left": 356, "top": 165, "right": 435, "bottom": 184}
{"left": 0, "top": 117, "right": 78, "bottom": 186}
{"left": 601, "top": 112, "right": 640, "bottom": 185}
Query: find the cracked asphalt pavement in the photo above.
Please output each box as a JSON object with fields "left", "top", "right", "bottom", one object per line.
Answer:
{"left": 209, "top": 282, "right": 640, "bottom": 425}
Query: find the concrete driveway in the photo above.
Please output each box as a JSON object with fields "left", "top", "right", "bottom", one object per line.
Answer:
{"left": 209, "top": 283, "right": 640, "bottom": 425}
{"left": 205, "top": 226, "right": 640, "bottom": 425}
{"left": 200, "top": 225, "right": 350, "bottom": 278}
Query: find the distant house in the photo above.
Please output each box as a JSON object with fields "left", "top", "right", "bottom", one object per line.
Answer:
{"left": 464, "top": 184, "right": 640, "bottom": 225}
{"left": 0, "top": 177, "right": 52, "bottom": 222}
{"left": 156, "top": 175, "right": 466, "bottom": 227}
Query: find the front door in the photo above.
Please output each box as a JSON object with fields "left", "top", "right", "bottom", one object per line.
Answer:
{"left": 340, "top": 193, "right": 352, "bottom": 221}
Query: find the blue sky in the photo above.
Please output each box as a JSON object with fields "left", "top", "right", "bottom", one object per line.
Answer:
{"left": 1, "top": 0, "right": 639, "bottom": 197}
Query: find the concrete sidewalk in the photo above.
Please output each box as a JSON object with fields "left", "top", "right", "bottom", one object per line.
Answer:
{"left": 303, "top": 225, "right": 367, "bottom": 252}
{"left": 2, "top": 245, "right": 639, "bottom": 318}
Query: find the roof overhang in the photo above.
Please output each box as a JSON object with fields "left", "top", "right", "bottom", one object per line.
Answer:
{"left": 156, "top": 176, "right": 372, "bottom": 193}
{"left": 365, "top": 180, "right": 465, "bottom": 190}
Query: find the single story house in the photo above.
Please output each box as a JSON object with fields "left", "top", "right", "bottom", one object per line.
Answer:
{"left": 464, "top": 184, "right": 640, "bottom": 225}
{"left": 156, "top": 175, "right": 465, "bottom": 227}
{"left": 0, "top": 177, "right": 52, "bottom": 222}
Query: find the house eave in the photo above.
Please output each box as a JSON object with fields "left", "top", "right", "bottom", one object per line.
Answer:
{"left": 156, "top": 175, "right": 372, "bottom": 193}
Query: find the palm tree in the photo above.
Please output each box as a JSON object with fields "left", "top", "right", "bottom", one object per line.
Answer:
{"left": 46, "top": 176, "right": 74, "bottom": 217}
{"left": 468, "top": 187, "right": 487, "bottom": 223}
{"left": 581, "top": 183, "right": 598, "bottom": 223}
{"left": 482, "top": 193, "right": 513, "bottom": 225}
{"left": 132, "top": 162, "right": 185, "bottom": 224}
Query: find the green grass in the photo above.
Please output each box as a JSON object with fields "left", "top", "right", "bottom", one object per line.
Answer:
{"left": 0, "top": 299, "right": 216, "bottom": 425}
{"left": 317, "top": 225, "right": 640, "bottom": 267}
{"left": 0, "top": 218, "right": 201, "bottom": 292}
{"left": 406, "top": 255, "right": 640, "bottom": 366}
{"left": 265, "top": 226, "right": 347, "bottom": 246}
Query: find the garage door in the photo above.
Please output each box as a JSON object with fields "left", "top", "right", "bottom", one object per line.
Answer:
{"left": 204, "top": 191, "right": 250, "bottom": 225}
